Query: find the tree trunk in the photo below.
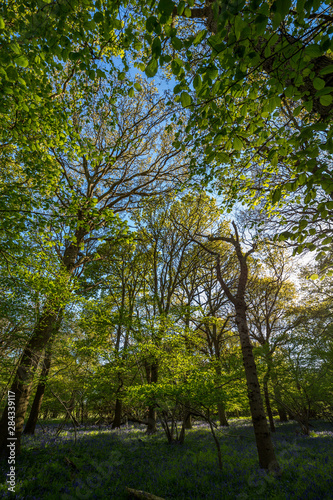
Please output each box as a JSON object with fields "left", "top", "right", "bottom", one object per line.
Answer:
{"left": 218, "top": 403, "right": 229, "bottom": 427}
{"left": 23, "top": 347, "right": 53, "bottom": 435}
{"left": 271, "top": 373, "right": 288, "bottom": 422}
{"left": 147, "top": 406, "right": 157, "bottom": 434}
{"left": 184, "top": 412, "right": 192, "bottom": 429}
{"left": 178, "top": 411, "right": 188, "bottom": 444}
{"left": 0, "top": 308, "right": 62, "bottom": 457}
{"left": 145, "top": 361, "right": 158, "bottom": 434}
{"left": 112, "top": 398, "right": 122, "bottom": 429}
{"left": 212, "top": 326, "right": 229, "bottom": 428}
{"left": 80, "top": 402, "right": 85, "bottom": 425}
{"left": 263, "top": 373, "right": 275, "bottom": 433}
{"left": 276, "top": 397, "right": 288, "bottom": 422}
{"left": 0, "top": 228, "right": 85, "bottom": 458}
{"left": 235, "top": 305, "right": 278, "bottom": 471}
{"left": 183, "top": 313, "right": 192, "bottom": 430}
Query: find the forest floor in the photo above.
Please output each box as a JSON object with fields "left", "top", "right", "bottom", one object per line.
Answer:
{"left": 0, "top": 418, "right": 332, "bottom": 500}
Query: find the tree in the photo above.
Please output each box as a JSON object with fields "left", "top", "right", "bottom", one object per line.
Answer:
{"left": 136, "top": 0, "right": 333, "bottom": 256}
{"left": 192, "top": 222, "right": 280, "bottom": 471}
{"left": 79, "top": 239, "right": 146, "bottom": 428}
{"left": 246, "top": 245, "right": 298, "bottom": 429}
{"left": 277, "top": 315, "right": 333, "bottom": 434}
{"left": 0, "top": 77, "right": 188, "bottom": 456}
{"left": 0, "top": 0, "right": 132, "bottom": 241}
{"left": 132, "top": 193, "right": 220, "bottom": 432}
{"left": 186, "top": 256, "right": 240, "bottom": 426}
{"left": 0, "top": 0, "right": 127, "bottom": 145}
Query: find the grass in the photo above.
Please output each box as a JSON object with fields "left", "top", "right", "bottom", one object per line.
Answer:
{"left": 0, "top": 419, "right": 332, "bottom": 499}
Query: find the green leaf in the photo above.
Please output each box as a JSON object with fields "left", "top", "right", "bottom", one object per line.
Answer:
{"left": 93, "top": 11, "right": 104, "bottom": 23}
{"left": 157, "top": 0, "right": 175, "bottom": 17}
{"left": 315, "top": 87, "right": 333, "bottom": 97}
{"left": 296, "top": 0, "right": 305, "bottom": 20}
{"left": 152, "top": 37, "right": 162, "bottom": 57}
{"left": 171, "top": 59, "right": 181, "bottom": 75}
{"left": 15, "top": 55, "right": 29, "bottom": 68}
{"left": 146, "top": 16, "right": 157, "bottom": 33}
{"left": 304, "top": 45, "right": 322, "bottom": 58}
{"left": 145, "top": 58, "right": 158, "bottom": 78}
{"left": 214, "top": 134, "right": 224, "bottom": 145}
{"left": 272, "top": 188, "right": 281, "bottom": 204}
{"left": 254, "top": 14, "right": 268, "bottom": 35}
{"left": 207, "top": 66, "right": 218, "bottom": 80}
{"left": 298, "top": 173, "right": 306, "bottom": 185}
{"left": 272, "top": 12, "right": 282, "bottom": 29}
{"left": 293, "top": 105, "right": 302, "bottom": 116}
{"left": 313, "top": 78, "right": 325, "bottom": 90}
{"left": 193, "top": 75, "right": 202, "bottom": 91}
{"left": 180, "top": 92, "right": 192, "bottom": 107}
{"left": 0, "top": 17, "right": 5, "bottom": 29}
{"left": 299, "top": 219, "right": 308, "bottom": 230}
{"left": 255, "top": 14, "right": 267, "bottom": 25}
{"left": 320, "top": 65, "right": 333, "bottom": 76}
{"left": 304, "top": 100, "right": 313, "bottom": 112}
{"left": 233, "top": 137, "right": 243, "bottom": 151}
{"left": 309, "top": 274, "right": 318, "bottom": 280}
{"left": 11, "top": 42, "right": 21, "bottom": 55}
{"left": 134, "top": 82, "right": 142, "bottom": 91}
{"left": 319, "top": 95, "right": 332, "bottom": 106}
{"left": 193, "top": 30, "right": 207, "bottom": 46}
{"left": 234, "top": 16, "right": 243, "bottom": 40}
{"left": 128, "top": 87, "right": 135, "bottom": 97}
{"left": 311, "top": 122, "right": 327, "bottom": 131}
{"left": 240, "top": 104, "right": 248, "bottom": 117}
{"left": 278, "top": 231, "right": 293, "bottom": 241}
{"left": 171, "top": 37, "right": 183, "bottom": 50}
{"left": 96, "top": 69, "right": 106, "bottom": 78}
{"left": 271, "top": 153, "right": 278, "bottom": 167}
{"left": 177, "top": 1, "right": 185, "bottom": 15}
{"left": 174, "top": 83, "right": 183, "bottom": 94}
{"left": 273, "top": 0, "right": 291, "bottom": 19}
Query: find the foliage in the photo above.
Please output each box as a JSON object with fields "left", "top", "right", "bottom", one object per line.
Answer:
{"left": 1, "top": 0, "right": 333, "bottom": 490}
{"left": 137, "top": 0, "right": 333, "bottom": 255}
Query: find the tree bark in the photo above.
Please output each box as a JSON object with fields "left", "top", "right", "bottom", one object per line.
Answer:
{"left": 215, "top": 355, "right": 228, "bottom": 427}
{"left": 271, "top": 372, "right": 288, "bottom": 422}
{"left": 210, "top": 225, "right": 279, "bottom": 471}
{"left": 235, "top": 305, "right": 278, "bottom": 470}
{"left": 147, "top": 406, "right": 157, "bottom": 434}
{"left": 263, "top": 372, "right": 276, "bottom": 433}
{"left": 184, "top": 412, "right": 192, "bottom": 429}
{"left": 0, "top": 307, "right": 61, "bottom": 457}
{"left": 276, "top": 400, "right": 288, "bottom": 422}
{"left": 145, "top": 361, "right": 158, "bottom": 434}
{"left": 23, "top": 346, "right": 53, "bottom": 435}
{"left": 0, "top": 228, "right": 83, "bottom": 458}
{"left": 80, "top": 402, "right": 85, "bottom": 425}
{"left": 178, "top": 411, "right": 188, "bottom": 444}
{"left": 112, "top": 398, "right": 122, "bottom": 429}
{"left": 218, "top": 403, "right": 229, "bottom": 427}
